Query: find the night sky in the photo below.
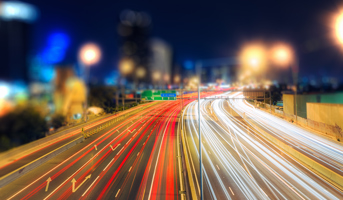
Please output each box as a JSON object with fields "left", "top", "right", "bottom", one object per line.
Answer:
{"left": 28, "top": 0, "right": 343, "bottom": 81}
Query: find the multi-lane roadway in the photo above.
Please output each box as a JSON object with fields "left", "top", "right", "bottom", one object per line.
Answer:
{"left": 182, "top": 92, "right": 343, "bottom": 199}
{"left": 0, "top": 100, "right": 186, "bottom": 200}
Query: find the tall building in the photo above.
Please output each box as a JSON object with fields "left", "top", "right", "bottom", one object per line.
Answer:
{"left": 117, "top": 10, "right": 151, "bottom": 84}
{"left": 0, "top": 1, "right": 38, "bottom": 83}
{"left": 149, "top": 38, "right": 172, "bottom": 88}
{"left": 200, "top": 58, "right": 238, "bottom": 85}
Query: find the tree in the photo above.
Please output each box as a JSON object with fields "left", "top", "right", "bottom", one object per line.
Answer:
{"left": 50, "top": 114, "right": 66, "bottom": 129}
{"left": 88, "top": 86, "right": 116, "bottom": 110}
{"left": 0, "top": 105, "right": 48, "bottom": 151}
{"left": 271, "top": 92, "right": 282, "bottom": 105}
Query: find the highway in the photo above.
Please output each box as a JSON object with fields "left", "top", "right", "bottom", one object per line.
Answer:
{"left": 227, "top": 92, "right": 343, "bottom": 180}
{"left": 0, "top": 103, "right": 156, "bottom": 179}
{"left": 0, "top": 100, "right": 186, "bottom": 200}
{"left": 182, "top": 94, "right": 343, "bottom": 199}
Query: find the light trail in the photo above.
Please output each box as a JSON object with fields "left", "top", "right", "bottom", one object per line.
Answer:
{"left": 182, "top": 93, "right": 343, "bottom": 199}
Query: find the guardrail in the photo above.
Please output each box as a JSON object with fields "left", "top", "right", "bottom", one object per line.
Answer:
{"left": 0, "top": 103, "right": 157, "bottom": 188}
{"left": 180, "top": 106, "right": 199, "bottom": 200}
{"left": 0, "top": 136, "right": 84, "bottom": 188}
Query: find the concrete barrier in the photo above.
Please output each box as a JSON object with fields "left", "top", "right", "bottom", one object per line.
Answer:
{"left": 248, "top": 120, "right": 343, "bottom": 190}
{"left": 180, "top": 128, "right": 198, "bottom": 200}
{"left": 0, "top": 136, "right": 84, "bottom": 188}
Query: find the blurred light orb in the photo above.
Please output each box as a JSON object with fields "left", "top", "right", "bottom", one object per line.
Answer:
{"left": 239, "top": 43, "right": 267, "bottom": 70}
{"left": 271, "top": 43, "right": 293, "bottom": 67}
{"left": 0, "top": 85, "right": 10, "bottom": 98}
{"left": 152, "top": 71, "right": 161, "bottom": 81}
{"left": 136, "top": 67, "right": 146, "bottom": 78}
{"left": 119, "top": 58, "right": 135, "bottom": 75}
{"left": 249, "top": 58, "right": 259, "bottom": 67}
{"left": 335, "top": 12, "right": 343, "bottom": 45}
{"left": 79, "top": 43, "right": 101, "bottom": 66}
{"left": 163, "top": 74, "right": 170, "bottom": 82}
{"left": 174, "top": 75, "right": 181, "bottom": 83}
{"left": 0, "top": 1, "right": 38, "bottom": 23}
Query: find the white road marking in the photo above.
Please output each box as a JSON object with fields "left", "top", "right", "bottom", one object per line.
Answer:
{"left": 117, "top": 147, "right": 124, "bottom": 155}
{"left": 229, "top": 187, "right": 234, "bottom": 195}
{"left": 115, "top": 189, "right": 121, "bottom": 198}
{"left": 103, "top": 158, "right": 114, "bottom": 171}
{"left": 82, "top": 176, "right": 100, "bottom": 197}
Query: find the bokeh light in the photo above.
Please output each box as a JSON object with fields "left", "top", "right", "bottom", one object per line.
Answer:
{"left": 79, "top": 43, "right": 101, "bottom": 66}
{"left": 119, "top": 58, "right": 135, "bottom": 75}
{"left": 239, "top": 42, "right": 267, "bottom": 71}
{"left": 335, "top": 11, "right": 343, "bottom": 45}
{"left": 136, "top": 67, "right": 146, "bottom": 78}
{"left": 270, "top": 43, "right": 294, "bottom": 67}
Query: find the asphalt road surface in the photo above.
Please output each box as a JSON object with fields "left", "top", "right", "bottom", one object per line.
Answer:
{"left": 182, "top": 95, "right": 343, "bottom": 199}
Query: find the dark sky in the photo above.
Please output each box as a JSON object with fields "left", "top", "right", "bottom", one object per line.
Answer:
{"left": 28, "top": 0, "right": 343, "bottom": 81}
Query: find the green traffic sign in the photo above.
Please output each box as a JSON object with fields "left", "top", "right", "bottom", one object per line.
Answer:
{"left": 141, "top": 90, "right": 177, "bottom": 101}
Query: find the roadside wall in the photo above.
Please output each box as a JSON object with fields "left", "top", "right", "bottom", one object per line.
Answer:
{"left": 283, "top": 93, "right": 343, "bottom": 119}
{"left": 283, "top": 94, "right": 294, "bottom": 115}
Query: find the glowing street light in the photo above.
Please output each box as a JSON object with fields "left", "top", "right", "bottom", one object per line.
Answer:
{"left": 270, "top": 43, "right": 294, "bottom": 67}
{"left": 136, "top": 67, "right": 146, "bottom": 78}
{"left": 239, "top": 43, "right": 267, "bottom": 70}
{"left": 79, "top": 43, "right": 101, "bottom": 66}
{"left": 119, "top": 58, "right": 135, "bottom": 76}
{"left": 174, "top": 75, "right": 181, "bottom": 84}
{"left": 271, "top": 42, "right": 299, "bottom": 121}
{"left": 163, "top": 74, "right": 170, "bottom": 83}
{"left": 152, "top": 71, "right": 161, "bottom": 81}
{"left": 78, "top": 43, "right": 101, "bottom": 122}
{"left": 119, "top": 58, "right": 135, "bottom": 110}
{"left": 335, "top": 11, "right": 343, "bottom": 45}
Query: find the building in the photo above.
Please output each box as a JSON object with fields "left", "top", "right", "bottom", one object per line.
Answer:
{"left": 0, "top": 1, "right": 38, "bottom": 83}
{"left": 117, "top": 10, "right": 151, "bottom": 84}
{"left": 200, "top": 58, "right": 238, "bottom": 85}
{"left": 54, "top": 66, "right": 86, "bottom": 123}
{"left": 149, "top": 38, "right": 172, "bottom": 88}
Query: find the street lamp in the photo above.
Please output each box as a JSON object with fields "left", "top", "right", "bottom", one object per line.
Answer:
{"left": 78, "top": 42, "right": 101, "bottom": 122}
{"left": 239, "top": 43, "right": 267, "bottom": 84}
{"left": 270, "top": 43, "right": 298, "bottom": 121}
{"left": 334, "top": 11, "right": 343, "bottom": 45}
{"left": 152, "top": 71, "right": 161, "bottom": 88}
{"left": 135, "top": 67, "right": 146, "bottom": 103}
{"left": 119, "top": 58, "right": 135, "bottom": 111}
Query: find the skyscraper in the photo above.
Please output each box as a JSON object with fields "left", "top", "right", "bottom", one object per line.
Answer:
{"left": 0, "top": 1, "right": 38, "bottom": 83}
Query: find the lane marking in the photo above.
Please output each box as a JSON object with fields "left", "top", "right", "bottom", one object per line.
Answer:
{"left": 82, "top": 176, "right": 100, "bottom": 197}
{"left": 103, "top": 158, "right": 114, "bottom": 171}
{"left": 216, "top": 164, "right": 220, "bottom": 170}
{"left": 117, "top": 147, "right": 124, "bottom": 155}
{"left": 115, "top": 189, "right": 121, "bottom": 198}
{"left": 229, "top": 187, "right": 234, "bottom": 195}
{"left": 129, "top": 166, "right": 132, "bottom": 172}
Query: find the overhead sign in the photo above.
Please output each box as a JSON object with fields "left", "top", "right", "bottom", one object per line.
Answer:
{"left": 141, "top": 90, "right": 177, "bottom": 101}
{"left": 161, "top": 93, "right": 176, "bottom": 97}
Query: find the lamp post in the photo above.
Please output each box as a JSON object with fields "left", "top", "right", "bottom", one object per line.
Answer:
{"left": 119, "top": 58, "right": 134, "bottom": 111}
{"left": 152, "top": 71, "right": 161, "bottom": 89}
{"left": 135, "top": 67, "right": 146, "bottom": 103}
{"left": 174, "top": 75, "right": 182, "bottom": 110}
{"left": 78, "top": 43, "right": 101, "bottom": 122}
{"left": 239, "top": 43, "right": 267, "bottom": 84}
{"left": 271, "top": 43, "right": 298, "bottom": 121}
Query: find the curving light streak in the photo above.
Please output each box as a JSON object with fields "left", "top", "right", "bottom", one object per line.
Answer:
{"left": 182, "top": 93, "right": 343, "bottom": 200}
